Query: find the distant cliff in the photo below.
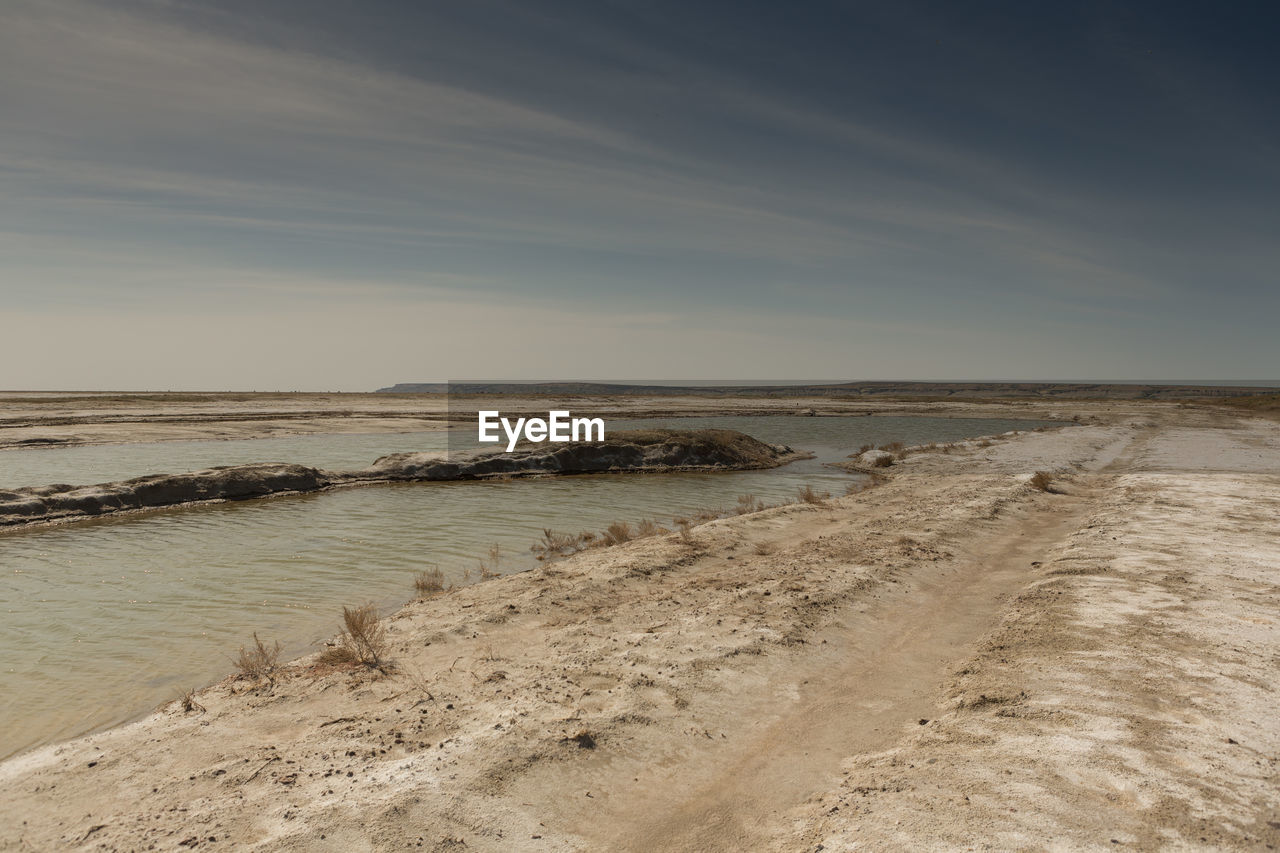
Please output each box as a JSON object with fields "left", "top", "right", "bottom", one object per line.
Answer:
{"left": 375, "top": 381, "right": 1280, "bottom": 399}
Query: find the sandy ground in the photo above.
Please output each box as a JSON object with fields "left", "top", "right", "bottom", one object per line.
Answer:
{"left": 0, "top": 391, "right": 1141, "bottom": 448}
{"left": 0, "top": 405, "right": 1276, "bottom": 850}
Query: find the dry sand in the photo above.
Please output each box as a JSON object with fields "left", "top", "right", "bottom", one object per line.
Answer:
{"left": 0, "top": 404, "right": 1276, "bottom": 851}
{"left": 0, "top": 390, "right": 1132, "bottom": 448}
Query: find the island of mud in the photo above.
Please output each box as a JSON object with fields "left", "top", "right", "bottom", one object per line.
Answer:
{"left": 0, "top": 429, "right": 801, "bottom": 528}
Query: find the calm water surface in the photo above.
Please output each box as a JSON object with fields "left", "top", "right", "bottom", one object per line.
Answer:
{"left": 0, "top": 431, "right": 450, "bottom": 490}
{"left": 0, "top": 415, "right": 1059, "bottom": 758}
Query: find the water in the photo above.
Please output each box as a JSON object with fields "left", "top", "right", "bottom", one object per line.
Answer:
{"left": 0, "top": 415, "right": 1057, "bottom": 759}
{"left": 0, "top": 432, "right": 450, "bottom": 490}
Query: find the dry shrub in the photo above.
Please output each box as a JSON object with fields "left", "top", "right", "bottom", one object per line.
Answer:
{"left": 320, "top": 604, "right": 389, "bottom": 670}
{"left": 179, "top": 688, "right": 205, "bottom": 714}
{"left": 234, "top": 633, "right": 281, "bottom": 682}
{"left": 753, "top": 541, "right": 775, "bottom": 555}
{"left": 1029, "top": 471, "right": 1054, "bottom": 492}
{"left": 735, "top": 494, "right": 764, "bottom": 515}
{"left": 478, "top": 543, "right": 502, "bottom": 579}
{"left": 675, "top": 518, "right": 695, "bottom": 545}
{"left": 872, "top": 454, "right": 894, "bottom": 468}
{"left": 414, "top": 567, "right": 446, "bottom": 598}
{"left": 692, "top": 508, "right": 720, "bottom": 523}
{"left": 976, "top": 439, "right": 994, "bottom": 448}
{"left": 797, "top": 485, "right": 830, "bottom": 505}
{"left": 532, "top": 528, "right": 582, "bottom": 559}
{"left": 855, "top": 443, "right": 874, "bottom": 455}
{"left": 879, "top": 441, "right": 905, "bottom": 453}
{"left": 601, "top": 521, "right": 633, "bottom": 546}
{"left": 636, "top": 518, "right": 667, "bottom": 537}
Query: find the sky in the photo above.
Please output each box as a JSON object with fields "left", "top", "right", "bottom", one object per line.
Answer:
{"left": 1, "top": 0, "right": 1277, "bottom": 390}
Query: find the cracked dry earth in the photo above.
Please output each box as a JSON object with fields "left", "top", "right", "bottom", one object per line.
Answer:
{"left": 1, "top": 412, "right": 1276, "bottom": 851}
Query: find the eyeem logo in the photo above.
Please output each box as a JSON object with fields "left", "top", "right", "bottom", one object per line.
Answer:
{"left": 478, "top": 410, "right": 605, "bottom": 452}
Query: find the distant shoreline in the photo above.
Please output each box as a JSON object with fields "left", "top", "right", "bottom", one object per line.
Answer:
{"left": 376, "top": 379, "right": 1280, "bottom": 399}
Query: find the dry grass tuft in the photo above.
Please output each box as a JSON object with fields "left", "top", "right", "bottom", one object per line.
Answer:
{"left": 879, "top": 441, "right": 905, "bottom": 453}
{"left": 319, "top": 604, "right": 390, "bottom": 670}
{"left": 797, "top": 485, "right": 830, "bottom": 505}
{"left": 478, "top": 544, "right": 502, "bottom": 580}
{"left": 872, "top": 453, "right": 894, "bottom": 468}
{"left": 855, "top": 443, "right": 874, "bottom": 455}
{"left": 178, "top": 688, "right": 205, "bottom": 714}
{"left": 735, "top": 493, "right": 765, "bottom": 515}
{"left": 234, "top": 633, "right": 281, "bottom": 683}
{"left": 532, "top": 528, "right": 582, "bottom": 559}
{"left": 414, "top": 566, "right": 446, "bottom": 598}
{"left": 753, "top": 540, "right": 775, "bottom": 555}
{"left": 640, "top": 518, "right": 669, "bottom": 537}
{"left": 1029, "top": 471, "right": 1055, "bottom": 492}
{"left": 601, "top": 521, "right": 634, "bottom": 545}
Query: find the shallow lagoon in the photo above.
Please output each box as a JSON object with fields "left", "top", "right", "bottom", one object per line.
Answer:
{"left": 0, "top": 415, "right": 1059, "bottom": 758}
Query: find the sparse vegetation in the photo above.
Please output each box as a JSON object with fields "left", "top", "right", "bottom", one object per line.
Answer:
{"left": 753, "top": 541, "right": 775, "bottom": 555}
{"left": 233, "top": 633, "right": 281, "bottom": 683}
{"left": 478, "top": 544, "right": 502, "bottom": 579}
{"left": 872, "top": 454, "right": 894, "bottom": 468}
{"left": 530, "top": 492, "right": 813, "bottom": 562}
{"left": 1029, "top": 471, "right": 1054, "bottom": 492}
{"left": 532, "top": 528, "right": 582, "bottom": 559}
{"left": 414, "top": 566, "right": 446, "bottom": 598}
{"left": 601, "top": 521, "right": 634, "bottom": 545}
{"left": 319, "top": 604, "right": 390, "bottom": 671}
{"left": 797, "top": 485, "right": 830, "bottom": 505}
{"left": 1215, "top": 393, "right": 1280, "bottom": 412}
{"left": 636, "top": 518, "right": 666, "bottom": 537}
{"left": 178, "top": 688, "right": 205, "bottom": 714}
{"left": 856, "top": 443, "right": 874, "bottom": 455}
{"left": 879, "top": 441, "right": 905, "bottom": 453}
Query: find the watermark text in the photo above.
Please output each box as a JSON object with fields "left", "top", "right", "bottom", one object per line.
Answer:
{"left": 478, "top": 410, "right": 605, "bottom": 452}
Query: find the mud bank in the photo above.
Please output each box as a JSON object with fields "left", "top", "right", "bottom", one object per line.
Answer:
{"left": 0, "top": 429, "right": 798, "bottom": 528}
